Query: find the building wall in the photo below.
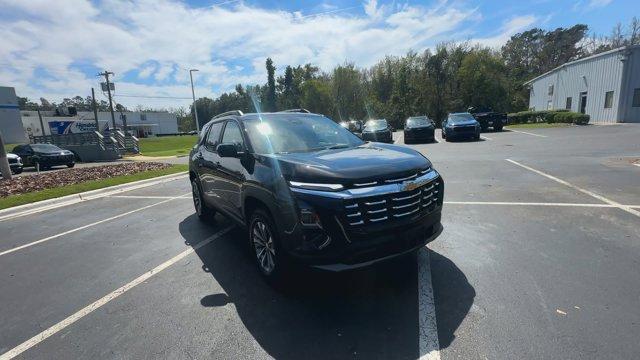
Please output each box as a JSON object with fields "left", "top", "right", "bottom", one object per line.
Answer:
{"left": 528, "top": 49, "right": 627, "bottom": 124}
{"left": 619, "top": 47, "right": 640, "bottom": 123}
{"left": 0, "top": 87, "right": 27, "bottom": 144}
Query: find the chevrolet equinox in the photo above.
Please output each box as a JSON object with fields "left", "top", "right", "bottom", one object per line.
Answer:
{"left": 189, "top": 109, "right": 444, "bottom": 283}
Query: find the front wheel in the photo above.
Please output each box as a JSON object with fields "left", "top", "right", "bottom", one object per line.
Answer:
{"left": 249, "top": 208, "right": 287, "bottom": 284}
{"left": 67, "top": 163, "right": 75, "bottom": 168}
{"left": 191, "top": 179, "right": 215, "bottom": 221}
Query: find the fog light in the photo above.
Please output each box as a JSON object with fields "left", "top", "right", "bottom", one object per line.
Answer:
{"left": 301, "top": 230, "right": 332, "bottom": 251}
{"left": 300, "top": 209, "right": 321, "bottom": 226}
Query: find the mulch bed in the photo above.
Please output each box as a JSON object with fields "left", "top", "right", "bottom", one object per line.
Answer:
{"left": 0, "top": 162, "right": 171, "bottom": 197}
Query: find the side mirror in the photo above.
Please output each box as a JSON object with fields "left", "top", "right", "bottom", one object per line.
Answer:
{"left": 216, "top": 143, "right": 239, "bottom": 158}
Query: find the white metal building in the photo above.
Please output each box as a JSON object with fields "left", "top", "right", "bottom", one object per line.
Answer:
{"left": 20, "top": 110, "right": 178, "bottom": 138}
{"left": 0, "top": 87, "right": 27, "bottom": 143}
{"left": 525, "top": 45, "right": 640, "bottom": 123}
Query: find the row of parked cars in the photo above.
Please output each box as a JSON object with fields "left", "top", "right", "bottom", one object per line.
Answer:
{"left": 4, "top": 144, "right": 76, "bottom": 175}
{"left": 340, "top": 108, "right": 507, "bottom": 144}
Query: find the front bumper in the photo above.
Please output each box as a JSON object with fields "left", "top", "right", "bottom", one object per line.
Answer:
{"left": 283, "top": 170, "right": 444, "bottom": 271}
{"left": 362, "top": 131, "right": 393, "bottom": 143}
{"left": 404, "top": 129, "right": 435, "bottom": 142}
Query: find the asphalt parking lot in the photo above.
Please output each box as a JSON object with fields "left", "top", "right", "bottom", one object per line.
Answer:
{"left": 1, "top": 124, "right": 639, "bottom": 359}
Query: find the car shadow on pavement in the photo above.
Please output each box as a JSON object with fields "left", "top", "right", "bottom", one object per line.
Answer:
{"left": 178, "top": 214, "right": 473, "bottom": 359}
{"left": 429, "top": 250, "right": 476, "bottom": 349}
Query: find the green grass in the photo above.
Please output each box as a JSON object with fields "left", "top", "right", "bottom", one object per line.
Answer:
{"left": 138, "top": 135, "right": 198, "bottom": 157}
{"left": 506, "top": 123, "right": 572, "bottom": 129}
{"left": 0, "top": 164, "right": 188, "bottom": 210}
{"left": 3, "top": 143, "right": 20, "bottom": 153}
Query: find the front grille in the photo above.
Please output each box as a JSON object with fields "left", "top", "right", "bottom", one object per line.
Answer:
{"left": 453, "top": 125, "right": 476, "bottom": 134}
{"left": 342, "top": 178, "right": 440, "bottom": 227}
{"left": 8, "top": 158, "right": 17, "bottom": 164}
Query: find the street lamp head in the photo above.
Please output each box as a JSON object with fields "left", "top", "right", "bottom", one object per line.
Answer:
{"left": 190, "top": 69, "right": 199, "bottom": 72}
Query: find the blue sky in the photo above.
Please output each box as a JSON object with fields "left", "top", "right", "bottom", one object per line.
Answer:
{"left": 0, "top": 0, "right": 637, "bottom": 109}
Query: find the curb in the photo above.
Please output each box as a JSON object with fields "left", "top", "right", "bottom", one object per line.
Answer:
{"left": 0, "top": 172, "right": 188, "bottom": 221}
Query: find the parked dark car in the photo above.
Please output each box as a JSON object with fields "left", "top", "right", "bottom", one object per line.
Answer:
{"left": 442, "top": 112, "right": 481, "bottom": 141}
{"left": 468, "top": 106, "right": 507, "bottom": 131}
{"left": 404, "top": 116, "right": 435, "bottom": 144}
{"left": 7, "top": 153, "right": 24, "bottom": 174}
{"left": 361, "top": 119, "right": 393, "bottom": 143}
{"left": 12, "top": 144, "right": 75, "bottom": 170}
{"left": 340, "top": 120, "right": 364, "bottom": 138}
{"left": 189, "top": 110, "right": 444, "bottom": 283}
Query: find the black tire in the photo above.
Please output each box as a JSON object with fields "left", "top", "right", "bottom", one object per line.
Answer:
{"left": 249, "top": 207, "right": 288, "bottom": 284}
{"left": 474, "top": 133, "right": 481, "bottom": 141}
{"left": 494, "top": 124, "right": 503, "bottom": 132}
{"left": 67, "top": 163, "right": 75, "bottom": 168}
{"left": 191, "top": 179, "right": 215, "bottom": 222}
{"left": 12, "top": 168, "right": 23, "bottom": 175}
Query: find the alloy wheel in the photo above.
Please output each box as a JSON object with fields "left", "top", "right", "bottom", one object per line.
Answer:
{"left": 191, "top": 181, "right": 202, "bottom": 216}
{"left": 252, "top": 219, "right": 276, "bottom": 274}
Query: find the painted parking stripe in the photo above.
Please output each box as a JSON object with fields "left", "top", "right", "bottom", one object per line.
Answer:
{"left": 506, "top": 159, "right": 640, "bottom": 217}
{"left": 508, "top": 129, "right": 547, "bottom": 138}
{"left": 480, "top": 135, "right": 493, "bottom": 141}
{"left": 0, "top": 226, "right": 234, "bottom": 360}
{"left": 0, "top": 193, "right": 190, "bottom": 258}
{"left": 418, "top": 247, "right": 440, "bottom": 360}
{"left": 106, "top": 195, "right": 191, "bottom": 199}
{"left": 444, "top": 201, "right": 626, "bottom": 208}
{"left": 0, "top": 174, "right": 188, "bottom": 222}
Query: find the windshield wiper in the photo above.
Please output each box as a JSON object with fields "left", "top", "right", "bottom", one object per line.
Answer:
{"left": 325, "top": 144, "right": 350, "bottom": 150}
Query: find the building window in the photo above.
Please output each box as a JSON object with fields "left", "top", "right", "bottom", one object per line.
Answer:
{"left": 547, "top": 100, "right": 553, "bottom": 110}
{"left": 604, "top": 91, "right": 614, "bottom": 109}
{"left": 633, "top": 88, "right": 640, "bottom": 107}
{"left": 565, "top": 97, "right": 572, "bottom": 110}
{"left": 548, "top": 85, "right": 554, "bottom": 96}
{"left": 140, "top": 113, "right": 147, "bottom": 121}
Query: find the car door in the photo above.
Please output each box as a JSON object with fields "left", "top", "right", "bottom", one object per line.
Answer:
{"left": 198, "top": 121, "right": 224, "bottom": 207}
{"left": 216, "top": 120, "right": 248, "bottom": 221}
{"left": 13, "top": 145, "right": 33, "bottom": 166}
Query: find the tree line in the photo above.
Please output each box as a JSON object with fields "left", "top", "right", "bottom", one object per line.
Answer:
{"left": 192, "top": 19, "right": 639, "bottom": 128}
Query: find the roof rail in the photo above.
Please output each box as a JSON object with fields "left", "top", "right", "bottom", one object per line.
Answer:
{"left": 280, "top": 108, "right": 311, "bottom": 113}
{"left": 212, "top": 110, "right": 244, "bottom": 120}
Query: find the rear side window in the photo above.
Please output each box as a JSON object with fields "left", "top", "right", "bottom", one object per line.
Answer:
{"left": 206, "top": 122, "right": 224, "bottom": 148}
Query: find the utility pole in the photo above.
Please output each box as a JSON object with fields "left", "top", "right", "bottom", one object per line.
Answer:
{"left": 0, "top": 130, "right": 12, "bottom": 180}
{"left": 189, "top": 69, "right": 200, "bottom": 131}
{"left": 98, "top": 71, "right": 116, "bottom": 131}
{"left": 37, "top": 107, "right": 45, "bottom": 136}
{"left": 91, "top": 87, "right": 100, "bottom": 132}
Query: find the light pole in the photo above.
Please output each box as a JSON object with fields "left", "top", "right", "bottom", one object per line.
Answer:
{"left": 189, "top": 69, "right": 200, "bottom": 131}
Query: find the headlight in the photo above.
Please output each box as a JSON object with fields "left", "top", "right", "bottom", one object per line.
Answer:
{"left": 289, "top": 181, "right": 344, "bottom": 191}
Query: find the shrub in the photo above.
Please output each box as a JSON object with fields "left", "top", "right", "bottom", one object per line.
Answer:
{"left": 507, "top": 110, "right": 588, "bottom": 125}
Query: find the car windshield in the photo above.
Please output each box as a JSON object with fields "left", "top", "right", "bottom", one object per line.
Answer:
{"left": 30, "top": 144, "right": 62, "bottom": 152}
{"left": 364, "top": 120, "right": 387, "bottom": 131}
{"left": 244, "top": 114, "right": 364, "bottom": 154}
{"left": 407, "top": 117, "right": 431, "bottom": 126}
{"left": 448, "top": 113, "right": 476, "bottom": 123}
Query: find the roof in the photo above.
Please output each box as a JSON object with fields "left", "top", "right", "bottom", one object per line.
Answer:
{"left": 523, "top": 44, "right": 640, "bottom": 86}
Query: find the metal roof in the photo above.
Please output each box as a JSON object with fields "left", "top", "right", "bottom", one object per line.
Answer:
{"left": 523, "top": 44, "right": 640, "bottom": 85}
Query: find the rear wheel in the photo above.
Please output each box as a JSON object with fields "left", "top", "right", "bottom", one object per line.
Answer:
{"left": 191, "top": 179, "right": 215, "bottom": 221}
{"left": 67, "top": 163, "right": 75, "bottom": 168}
{"left": 249, "top": 208, "right": 287, "bottom": 284}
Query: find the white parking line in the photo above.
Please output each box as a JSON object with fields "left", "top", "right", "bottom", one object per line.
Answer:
{"left": 0, "top": 174, "right": 188, "bottom": 222}
{"left": 508, "top": 129, "right": 547, "bottom": 138}
{"left": 0, "top": 226, "right": 234, "bottom": 360}
{"left": 418, "top": 247, "right": 440, "bottom": 360}
{"left": 481, "top": 135, "right": 493, "bottom": 141}
{"left": 506, "top": 159, "right": 640, "bottom": 218}
{"left": 444, "top": 201, "right": 624, "bottom": 208}
{"left": 106, "top": 195, "right": 191, "bottom": 199}
{"left": 634, "top": 163, "right": 640, "bottom": 168}
{"left": 0, "top": 193, "right": 190, "bottom": 258}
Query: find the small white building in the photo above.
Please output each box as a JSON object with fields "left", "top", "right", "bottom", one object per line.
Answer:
{"left": 525, "top": 45, "right": 640, "bottom": 123}
{"left": 20, "top": 110, "right": 178, "bottom": 138}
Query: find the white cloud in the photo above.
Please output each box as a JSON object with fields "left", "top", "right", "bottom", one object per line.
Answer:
{"left": 473, "top": 15, "right": 539, "bottom": 48}
{"left": 587, "top": 0, "right": 613, "bottom": 9}
{"left": 0, "top": 0, "right": 529, "bottom": 108}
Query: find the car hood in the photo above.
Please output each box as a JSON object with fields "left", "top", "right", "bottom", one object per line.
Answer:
{"left": 406, "top": 125, "right": 434, "bottom": 130}
{"left": 449, "top": 120, "right": 477, "bottom": 126}
{"left": 269, "top": 143, "right": 431, "bottom": 184}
